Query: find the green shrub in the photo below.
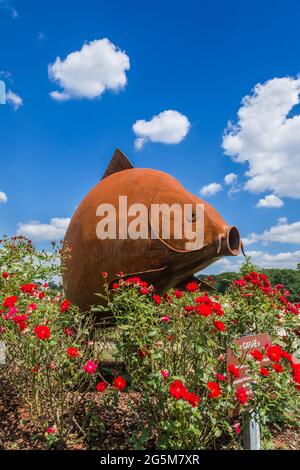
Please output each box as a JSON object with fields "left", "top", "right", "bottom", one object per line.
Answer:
{"left": 1, "top": 236, "right": 299, "bottom": 449}
{"left": 94, "top": 264, "right": 300, "bottom": 449}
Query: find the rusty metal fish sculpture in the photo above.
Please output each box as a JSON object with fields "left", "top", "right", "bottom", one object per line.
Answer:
{"left": 63, "top": 149, "right": 241, "bottom": 311}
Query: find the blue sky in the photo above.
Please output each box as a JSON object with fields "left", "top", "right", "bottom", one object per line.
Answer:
{"left": 1, "top": 0, "right": 300, "bottom": 273}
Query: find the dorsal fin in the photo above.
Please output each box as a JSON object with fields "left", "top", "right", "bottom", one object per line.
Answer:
{"left": 101, "top": 148, "right": 134, "bottom": 180}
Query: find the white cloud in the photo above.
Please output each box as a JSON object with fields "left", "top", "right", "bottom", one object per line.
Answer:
{"left": 241, "top": 236, "right": 257, "bottom": 247}
{"left": 222, "top": 76, "right": 300, "bottom": 199}
{"left": 0, "top": 191, "right": 8, "bottom": 203}
{"left": 204, "top": 249, "right": 300, "bottom": 273}
{"left": 6, "top": 89, "right": 23, "bottom": 109}
{"left": 0, "top": 70, "right": 11, "bottom": 79}
{"left": 199, "top": 182, "right": 222, "bottom": 197}
{"left": 133, "top": 110, "right": 191, "bottom": 150}
{"left": 224, "top": 173, "right": 237, "bottom": 185}
{"left": 38, "top": 31, "right": 46, "bottom": 41}
{"left": 0, "top": 0, "right": 18, "bottom": 18}
{"left": 224, "top": 172, "right": 240, "bottom": 198}
{"left": 255, "top": 194, "right": 284, "bottom": 208}
{"left": 48, "top": 38, "right": 130, "bottom": 101}
{"left": 277, "top": 217, "right": 288, "bottom": 225}
{"left": 49, "top": 90, "right": 69, "bottom": 102}
{"left": 245, "top": 218, "right": 300, "bottom": 246}
{"left": 17, "top": 217, "right": 70, "bottom": 241}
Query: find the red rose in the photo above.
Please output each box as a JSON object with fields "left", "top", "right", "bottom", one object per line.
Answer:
{"left": 139, "top": 287, "right": 149, "bottom": 295}
{"left": 195, "top": 295, "right": 211, "bottom": 304}
{"left": 228, "top": 364, "right": 240, "bottom": 378}
{"left": 160, "top": 315, "right": 171, "bottom": 322}
{"left": 2, "top": 272, "right": 9, "bottom": 279}
{"left": 272, "top": 363, "right": 284, "bottom": 373}
{"left": 114, "top": 376, "right": 127, "bottom": 391}
{"left": 292, "top": 364, "right": 300, "bottom": 385}
{"left": 233, "top": 423, "right": 241, "bottom": 434}
{"left": 216, "top": 373, "right": 226, "bottom": 381}
{"left": 34, "top": 325, "right": 50, "bottom": 340}
{"left": 212, "top": 302, "right": 224, "bottom": 316}
{"left": 96, "top": 381, "right": 108, "bottom": 392}
{"left": 83, "top": 360, "right": 98, "bottom": 375}
{"left": 266, "top": 345, "right": 282, "bottom": 362}
{"left": 161, "top": 369, "right": 169, "bottom": 379}
{"left": 260, "top": 367, "right": 269, "bottom": 377}
{"left": 46, "top": 426, "right": 56, "bottom": 434}
{"left": 207, "top": 381, "right": 221, "bottom": 398}
{"left": 153, "top": 294, "right": 161, "bottom": 305}
{"left": 236, "top": 386, "right": 248, "bottom": 405}
{"left": 213, "top": 320, "right": 226, "bottom": 332}
{"left": 12, "top": 314, "right": 28, "bottom": 331}
{"left": 139, "top": 281, "right": 149, "bottom": 288}
{"left": 281, "top": 350, "right": 292, "bottom": 362}
{"left": 3, "top": 295, "right": 18, "bottom": 308}
{"left": 184, "top": 392, "right": 201, "bottom": 407}
{"left": 66, "top": 347, "right": 80, "bottom": 358}
{"left": 186, "top": 281, "right": 199, "bottom": 292}
{"left": 184, "top": 305, "right": 196, "bottom": 313}
{"left": 197, "top": 303, "right": 213, "bottom": 317}
{"left": 27, "top": 303, "right": 37, "bottom": 312}
{"left": 173, "top": 290, "right": 183, "bottom": 299}
{"left": 250, "top": 349, "right": 264, "bottom": 361}
{"left": 20, "top": 283, "right": 37, "bottom": 295}
{"left": 112, "top": 283, "right": 120, "bottom": 289}
{"left": 234, "top": 279, "right": 247, "bottom": 287}
{"left": 60, "top": 299, "right": 71, "bottom": 313}
{"left": 169, "top": 379, "right": 187, "bottom": 399}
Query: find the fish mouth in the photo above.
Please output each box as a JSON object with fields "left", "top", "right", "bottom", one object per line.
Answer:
{"left": 217, "top": 226, "right": 241, "bottom": 256}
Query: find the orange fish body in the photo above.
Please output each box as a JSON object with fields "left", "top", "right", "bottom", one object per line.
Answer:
{"left": 63, "top": 149, "right": 241, "bottom": 311}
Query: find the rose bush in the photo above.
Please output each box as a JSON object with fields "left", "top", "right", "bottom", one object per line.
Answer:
{"left": 0, "top": 236, "right": 100, "bottom": 445}
{"left": 94, "top": 260, "right": 300, "bottom": 449}
{"left": 0, "top": 236, "right": 299, "bottom": 449}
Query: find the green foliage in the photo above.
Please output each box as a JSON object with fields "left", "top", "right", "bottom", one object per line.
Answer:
{"left": 94, "top": 264, "right": 300, "bottom": 450}
{"left": 0, "top": 236, "right": 97, "bottom": 445}
{"left": 1, "top": 238, "right": 299, "bottom": 450}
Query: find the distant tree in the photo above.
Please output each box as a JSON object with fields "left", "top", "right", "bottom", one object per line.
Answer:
{"left": 200, "top": 258, "right": 300, "bottom": 302}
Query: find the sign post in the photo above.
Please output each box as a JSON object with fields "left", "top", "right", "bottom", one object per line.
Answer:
{"left": 226, "top": 333, "right": 272, "bottom": 450}
{"left": 0, "top": 341, "right": 5, "bottom": 365}
{"left": 243, "top": 413, "right": 261, "bottom": 450}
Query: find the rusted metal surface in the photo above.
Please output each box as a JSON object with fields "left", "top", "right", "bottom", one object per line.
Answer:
{"left": 63, "top": 149, "right": 241, "bottom": 311}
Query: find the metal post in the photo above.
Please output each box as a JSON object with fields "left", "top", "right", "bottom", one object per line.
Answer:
{"left": 0, "top": 341, "right": 5, "bottom": 365}
{"left": 243, "top": 413, "right": 260, "bottom": 450}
